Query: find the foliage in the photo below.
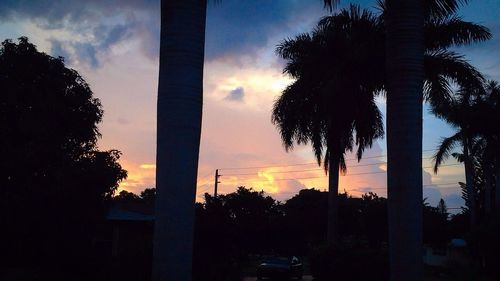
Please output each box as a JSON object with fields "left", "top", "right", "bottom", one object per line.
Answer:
{"left": 423, "top": 199, "right": 450, "bottom": 247}
{"left": 0, "top": 37, "right": 127, "bottom": 267}
{"left": 273, "top": 4, "right": 385, "bottom": 172}
{"left": 432, "top": 80, "right": 500, "bottom": 226}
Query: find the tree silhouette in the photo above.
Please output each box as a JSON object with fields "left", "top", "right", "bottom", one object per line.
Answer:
{"left": 0, "top": 37, "right": 127, "bottom": 268}
{"left": 381, "top": 0, "right": 489, "bottom": 279}
{"left": 432, "top": 82, "right": 494, "bottom": 226}
{"left": 273, "top": 1, "right": 488, "bottom": 246}
{"left": 153, "top": 1, "right": 342, "bottom": 280}
{"left": 273, "top": 5, "right": 385, "bottom": 244}
{"left": 473, "top": 81, "right": 500, "bottom": 211}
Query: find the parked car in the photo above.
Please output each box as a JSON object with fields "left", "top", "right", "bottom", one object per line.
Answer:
{"left": 256, "top": 256, "right": 303, "bottom": 280}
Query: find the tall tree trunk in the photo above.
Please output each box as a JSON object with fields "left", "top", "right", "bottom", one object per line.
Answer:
{"left": 463, "top": 140, "right": 477, "bottom": 227}
{"left": 153, "top": 1, "right": 207, "bottom": 281}
{"left": 385, "top": 0, "right": 424, "bottom": 281}
{"left": 327, "top": 150, "right": 340, "bottom": 245}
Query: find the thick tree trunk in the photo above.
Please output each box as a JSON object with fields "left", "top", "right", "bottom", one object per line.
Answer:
{"left": 327, "top": 152, "right": 340, "bottom": 245}
{"left": 385, "top": 0, "right": 424, "bottom": 281}
{"left": 463, "top": 141, "right": 477, "bottom": 227}
{"left": 153, "top": 1, "right": 207, "bottom": 281}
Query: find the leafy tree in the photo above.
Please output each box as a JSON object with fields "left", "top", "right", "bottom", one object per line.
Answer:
{"left": 193, "top": 187, "right": 280, "bottom": 281}
{"left": 283, "top": 188, "right": 328, "bottom": 250}
{"left": 0, "top": 37, "right": 127, "bottom": 267}
{"left": 423, "top": 199, "right": 449, "bottom": 247}
{"left": 140, "top": 187, "right": 157, "bottom": 206}
{"left": 116, "top": 190, "right": 141, "bottom": 199}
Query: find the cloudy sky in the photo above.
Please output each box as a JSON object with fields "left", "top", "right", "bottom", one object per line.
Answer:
{"left": 1, "top": 0, "right": 499, "bottom": 209}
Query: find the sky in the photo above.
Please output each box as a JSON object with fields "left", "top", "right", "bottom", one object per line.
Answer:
{"left": 1, "top": 0, "right": 499, "bottom": 210}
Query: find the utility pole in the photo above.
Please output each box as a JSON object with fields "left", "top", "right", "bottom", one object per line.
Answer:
{"left": 214, "top": 169, "right": 221, "bottom": 196}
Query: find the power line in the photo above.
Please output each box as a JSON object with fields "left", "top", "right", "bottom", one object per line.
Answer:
{"left": 224, "top": 161, "right": 391, "bottom": 176}
{"left": 218, "top": 149, "right": 443, "bottom": 171}
{"left": 217, "top": 182, "right": 463, "bottom": 196}
{"left": 350, "top": 182, "right": 463, "bottom": 191}
{"left": 222, "top": 163, "right": 462, "bottom": 179}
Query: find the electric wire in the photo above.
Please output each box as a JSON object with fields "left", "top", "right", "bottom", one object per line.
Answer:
{"left": 218, "top": 149, "right": 441, "bottom": 171}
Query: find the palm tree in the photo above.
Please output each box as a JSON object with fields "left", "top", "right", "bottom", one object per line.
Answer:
{"left": 432, "top": 79, "right": 500, "bottom": 225}
{"left": 274, "top": 0, "right": 488, "bottom": 246}
{"left": 323, "top": 1, "right": 488, "bottom": 280}
{"left": 272, "top": 5, "right": 385, "bottom": 244}
{"left": 472, "top": 81, "right": 500, "bottom": 211}
{"left": 485, "top": 82, "right": 500, "bottom": 210}
{"left": 154, "top": 0, "right": 488, "bottom": 280}
{"left": 382, "top": 1, "right": 490, "bottom": 279}
{"left": 154, "top": 1, "right": 337, "bottom": 280}
{"left": 153, "top": 1, "right": 207, "bottom": 281}
{"left": 432, "top": 111, "right": 480, "bottom": 227}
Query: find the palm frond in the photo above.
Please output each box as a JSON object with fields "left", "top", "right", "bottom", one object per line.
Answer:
{"left": 378, "top": 0, "right": 469, "bottom": 20}
{"left": 425, "top": 0, "right": 469, "bottom": 19}
{"left": 433, "top": 131, "right": 463, "bottom": 173}
{"left": 425, "top": 16, "right": 491, "bottom": 50}
{"left": 322, "top": 0, "right": 340, "bottom": 12}
{"left": 451, "top": 152, "right": 464, "bottom": 163}
{"left": 424, "top": 51, "right": 484, "bottom": 104}
{"left": 339, "top": 154, "right": 347, "bottom": 174}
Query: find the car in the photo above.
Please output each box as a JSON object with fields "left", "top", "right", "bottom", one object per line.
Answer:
{"left": 256, "top": 256, "right": 303, "bottom": 280}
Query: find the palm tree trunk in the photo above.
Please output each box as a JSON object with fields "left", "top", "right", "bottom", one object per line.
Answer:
{"left": 327, "top": 151, "right": 340, "bottom": 245}
{"left": 463, "top": 140, "right": 477, "bottom": 227}
{"left": 153, "top": 1, "right": 207, "bottom": 281}
{"left": 385, "top": 0, "right": 424, "bottom": 280}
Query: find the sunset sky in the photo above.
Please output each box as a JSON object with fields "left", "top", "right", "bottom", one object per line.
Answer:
{"left": 1, "top": 0, "right": 499, "bottom": 209}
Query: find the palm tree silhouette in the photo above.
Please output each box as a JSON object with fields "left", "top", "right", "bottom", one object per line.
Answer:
{"left": 433, "top": 80, "right": 500, "bottom": 222}
{"left": 153, "top": 1, "right": 207, "bottom": 281}
{"left": 480, "top": 82, "right": 500, "bottom": 210}
{"left": 381, "top": 1, "right": 489, "bottom": 279}
{"left": 153, "top": 1, "right": 337, "bottom": 281}
{"left": 273, "top": 1, "right": 489, "bottom": 247}
{"left": 272, "top": 5, "right": 385, "bottom": 245}
{"left": 432, "top": 86, "right": 484, "bottom": 227}
{"left": 153, "top": 0, "right": 489, "bottom": 280}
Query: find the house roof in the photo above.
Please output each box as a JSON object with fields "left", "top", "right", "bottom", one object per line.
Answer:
{"left": 107, "top": 207, "right": 154, "bottom": 221}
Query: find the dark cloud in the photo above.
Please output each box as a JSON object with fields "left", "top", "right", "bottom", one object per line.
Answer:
{"left": 3, "top": 0, "right": 497, "bottom": 74}
{"left": 0, "top": 0, "right": 329, "bottom": 66}
{"left": 225, "top": 87, "right": 245, "bottom": 101}
{"left": 0, "top": 0, "right": 159, "bottom": 67}
{"left": 204, "top": 0, "right": 381, "bottom": 60}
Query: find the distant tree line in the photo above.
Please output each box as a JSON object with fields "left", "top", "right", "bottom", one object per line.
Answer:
{"left": 114, "top": 186, "right": 467, "bottom": 281}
